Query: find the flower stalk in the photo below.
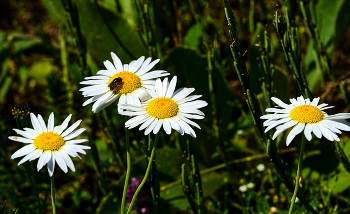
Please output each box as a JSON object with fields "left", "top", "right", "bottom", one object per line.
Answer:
{"left": 50, "top": 176, "right": 57, "bottom": 214}
{"left": 121, "top": 128, "right": 131, "bottom": 213}
{"left": 289, "top": 136, "right": 306, "bottom": 214}
{"left": 126, "top": 134, "right": 159, "bottom": 214}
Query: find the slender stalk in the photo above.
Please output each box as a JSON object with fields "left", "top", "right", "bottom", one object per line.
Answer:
{"left": 50, "top": 176, "right": 57, "bottom": 214}
{"left": 148, "top": 134, "right": 159, "bottom": 213}
{"left": 249, "top": 0, "right": 254, "bottom": 33}
{"left": 334, "top": 140, "right": 350, "bottom": 174}
{"left": 126, "top": 134, "right": 160, "bottom": 214}
{"left": 121, "top": 128, "right": 131, "bottom": 213}
{"left": 59, "top": 25, "right": 72, "bottom": 112}
{"left": 289, "top": 136, "right": 306, "bottom": 214}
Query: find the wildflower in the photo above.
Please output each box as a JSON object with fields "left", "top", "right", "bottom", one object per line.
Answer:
{"left": 261, "top": 96, "right": 350, "bottom": 146}
{"left": 119, "top": 76, "right": 208, "bottom": 137}
{"left": 80, "top": 52, "right": 169, "bottom": 113}
{"left": 239, "top": 185, "right": 247, "bottom": 192}
{"left": 126, "top": 177, "right": 151, "bottom": 213}
{"left": 257, "top": 163, "right": 265, "bottom": 172}
{"left": 237, "top": 129, "right": 244, "bottom": 135}
{"left": 9, "top": 113, "right": 90, "bottom": 176}
{"left": 12, "top": 103, "right": 30, "bottom": 120}
{"left": 291, "top": 197, "right": 299, "bottom": 203}
{"left": 247, "top": 182, "right": 255, "bottom": 189}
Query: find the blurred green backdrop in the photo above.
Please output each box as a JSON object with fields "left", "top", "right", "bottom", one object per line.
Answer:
{"left": 1, "top": 0, "right": 350, "bottom": 213}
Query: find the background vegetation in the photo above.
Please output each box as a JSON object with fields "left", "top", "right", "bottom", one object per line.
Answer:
{"left": 1, "top": 0, "right": 350, "bottom": 213}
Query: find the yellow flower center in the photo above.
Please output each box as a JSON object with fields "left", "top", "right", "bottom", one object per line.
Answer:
{"left": 34, "top": 132, "right": 65, "bottom": 151}
{"left": 146, "top": 98, "right": 179, "bottom": 119}
{"left": 108, "top": 71, "right": 141, "bottom": 94}
{"left": 290, "top": 105, "right": 324, "bottom": 124}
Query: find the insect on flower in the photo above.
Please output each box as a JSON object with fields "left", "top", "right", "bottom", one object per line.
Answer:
{"left": 108, "top": 77, "right": 123, "bottom": 91}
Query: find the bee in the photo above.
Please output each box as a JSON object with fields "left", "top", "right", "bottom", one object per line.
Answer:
{"left": 108, "top": 77, "right": 122, "bottom": 91}
{"left": 13, "top": 137, "right": 18, "bottom": 140}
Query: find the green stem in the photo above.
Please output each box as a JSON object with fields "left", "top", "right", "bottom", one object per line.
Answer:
{"left": 50, "top": 176, "right": 57, "bottom": 214}
{"left": 289, "top": 136, "right": 306, "bottom": 214}
{"left": 121, "top": 128, "right": 131, "bottom": 213}
{"left": 126, "top": 134, "right": 160, "bottom": 214}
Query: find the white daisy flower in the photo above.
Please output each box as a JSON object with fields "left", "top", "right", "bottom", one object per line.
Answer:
{"left": 80, "top": 52, "right": 170, "bottom": 113}
{"left": 239, "top": 185, "right": 247, "bottom": 192}
{"left": 261, "top": 96, "right": 350, "bottom": 146}
{"left": 257, "top": 163, "right": 265, "bottom": 172}
{"left": 291, "top": 197, "right": 299, "bottom": 203}
{"left": 246, "top": 182, "right": 255, "bottom": 189}
{"left": 119, "top": 76, "right": 208, "bottom": 137}
{"left": 9, "top": 112, "right": 90, "bottom": 176}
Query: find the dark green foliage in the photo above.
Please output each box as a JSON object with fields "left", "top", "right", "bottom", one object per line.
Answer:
{"left": 1, "top": 203, "right": 17, "bottom": 214}
{"left": 46, "top": 70, "right": 69, "bottom": 119}
{"left": 1, "top": 0, "right": 350, "bottom": 213}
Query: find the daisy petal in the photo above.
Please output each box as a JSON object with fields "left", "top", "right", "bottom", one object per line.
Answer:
{"left": 153, "top": 120, "right": 163, "bottom": 134}
{"left": 165, "top": 76, "right": 177, "bottom": 98}
{"left": 276, "top": 120, "right": 298, "bottom": 130}
{"left": 145, "top": 119, "right": 158, "bottom": 135}
{"left": 271, "top": 97, "right": 291, "bottom": 109}
{"left": 55, "top": 114, "right": 72, "bottom": 135}
{"left": 163, "top": 119, "right": 172, "bottom": 134}
{"left": 47, "top": 155, "right": 55, "bottom": 177}
{"left": 29, "top": 149, "right": 43, "bottom": 161}
{"left": 311, "top": 124, "right": 322, "bottom": 138}
{"left": 37, "top": 114, "right": 47, "bottom": 133}
{"left": 65, "top": 139, "right": 88, "bottom": 144}
{"left": 12, "top": 128, "right": 36, "bottom": 139}
{"left": 111, "top": 52, "right": 123, "bottom": 72}
{"left": 317, "top": 124, "right": 334, "bottom": 141}
{"left": 18, "top": 150, "right": 40, "bottom": 165}
{"left": 37, "top": 151, "right": 52, "bottom": 171}
{"left": 48, "top": 113, "right": 55, "bottom": 132}
{"left": 61, "top": 120, "right": 82, "bottom": 137}
{"left": 63, "top": 128, "right": 86, "bottom": 141}
{"left": 59, "top": 151, "right": 75, "bottom": 172}
{"left": 30, "top": 113, "right": 43, "bottom": 134}
{"left": 54, "top": 152, "right": 68, "bottom": 173}
{"left": 11, "top": 144, "right": 36, "bottom": 159}
{"left": 304, "top": 124, "right": 312, "bottom": 141}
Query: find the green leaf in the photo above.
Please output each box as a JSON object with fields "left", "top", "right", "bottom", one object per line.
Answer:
{"left": 160, "top": 184, "right": 189, "bottom": 211}
{"left": 331, "top": 171, "right": 350, "bottom": 194}
{"left": 163, "top": 46, "right": 232, "bottom": 163}
{"left": 248, "top": 23, "right": 264, "bottom": 95}
{"left": 41, "top": 0, "right": 147, "bottom": 64}
{"left": 272, "top": 68, "right": 289, "bottom": 104}
{"left": 28, "top": 58, "right": 58, "bottom": 85}
{"left": 184, "top": 23, "right": 203, "bottom": 49}
{"left": 13, "top": 38, "right": 43, "bottom": 56}
{"left": 256, "top": 196, "right": 270, "bottom": 214}
{"left": 0, "top": 76, "right": 12, "bottom": 103}
{"left": 201, "top": 172, "right": 226, "bottom": 197}
{"left": 94, "top": 139, "right": 114, "bottom": 165}
{"left": 155, "top": 148, "right": 183, "bottom": 181}
{"left": 163, "top": 46, "right": 232, "bottom": 128}
{"left": 133, "top": 148, "right": 183, "bottom": 182}
{"left": 160, "top": 172, "right": 227, "bottom": 212}
{"left": 117, "top": 0, "right": 138, "bottom": 29}
{"left": 317, "top": 0, "right": 350, "bottom": 53}
{"left": 302, "top": 143, "right": 339, "bottom": 179}
{"left": 304, "top": 42, "right": 324, "bottom": 92}
{"left": 96, "top": 192, "right": 121, "bottom": 214}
